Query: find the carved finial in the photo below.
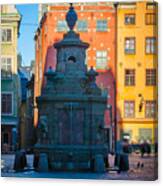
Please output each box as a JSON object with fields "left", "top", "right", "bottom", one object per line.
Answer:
{"left": 66, "top": 3, "right": 78, "bottom": 30}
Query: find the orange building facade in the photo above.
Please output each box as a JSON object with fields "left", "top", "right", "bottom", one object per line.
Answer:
{"left": 34, "top": 2, "right": 116, "bottom": 134}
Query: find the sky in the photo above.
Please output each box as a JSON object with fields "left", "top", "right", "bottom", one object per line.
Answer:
{"left": 16, "top": 4, "right": 38, "bottom": 66}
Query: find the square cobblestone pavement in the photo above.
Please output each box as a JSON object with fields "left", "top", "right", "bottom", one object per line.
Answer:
{"left": 1, "top": 153, "right": 158, "bottom": 181}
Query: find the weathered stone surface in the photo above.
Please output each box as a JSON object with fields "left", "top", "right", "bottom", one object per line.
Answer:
{"left": 94, "top": 154, "right": 106, "bottom": 173}
{"left": 38, "top": 153, "right": 49, "bottom": 172}
{"left": 34, "top": 4, "right": 110, "bottom": 172}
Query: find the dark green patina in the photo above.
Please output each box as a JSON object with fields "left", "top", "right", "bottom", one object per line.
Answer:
{"left": 34, "top": 4, "right": 110, "bottom": 172}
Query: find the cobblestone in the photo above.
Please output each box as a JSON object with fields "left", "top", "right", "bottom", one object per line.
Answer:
{"left": 1, "top": 153, "right": 158, "bottom": 180}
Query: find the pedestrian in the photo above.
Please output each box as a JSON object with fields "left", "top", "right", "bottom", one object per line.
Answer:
{"left": 140, "top": 140, "right": 145, "bottom": 158}
{"left": 137, "top": 161, "right": 140, "bottom": 169}
{"left": 146, "top": 140, "right": 151, "bottom": 157}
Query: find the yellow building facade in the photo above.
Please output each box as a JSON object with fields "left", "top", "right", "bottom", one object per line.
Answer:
{"left": 117, "top": 1, "right": 158, "bottom": 144}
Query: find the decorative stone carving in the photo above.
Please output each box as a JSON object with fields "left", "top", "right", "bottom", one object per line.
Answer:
{"left": 66, "top": 3, "right": 78, "bottom": 30}
{"left": 86, "top": 66, "right": 101, "bottom": 95}
{"left": 37, "top": 153, "right": 49, "bottom": 172}
{"left": 37, "top": 115, "right": 48, "bottom": 144}
{"left": 35, "top": 4, "right": 110, "bottom": 172}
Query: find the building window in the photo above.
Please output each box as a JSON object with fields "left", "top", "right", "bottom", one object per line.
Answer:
{"left": 1, "top": 57, "right": 12, "bottom": 78}
{"left": 146, "top": 13, "right": 156, "bottom": 25}
{"left": 1, "top": 28, "right": 12, "bottom": 42}
{"left": 146, "top": 37, "right": 156, "bottom": 54}
{"left": 96, "top": 50, "right": 108, "bottom": 69}
{"left": 77, "top": 20, "right": 88, "bottom": 32}
{"left": 145, "top": 101, "right": 157, "bottom": 118}
{"left": 96, "top": 20, "right": 108, "bottom": 32}
{"left": 124, "top": 14, "right": 135, "bottom": 25}
{"left": 1, "top": 93, "right": 12, "bottom": 114}
{"left": 139, "top": 128, "right": 152, "bottom": 141}
{"left": 124, "top": 101, "right": 135, "bottom": 118}
{"left": 146, "top": 2, "right": 156, "bottom": 10}
{"left": 125, "top": 69, "right": 135, "bottom": 86}
{"left": 146, "top": 69, "right": 156, "bottom": 85}
{"left": 57, "top": 20, "right": 68, "bottom": 32}
{"left": 125, "top": 37, "right": 135, "bottom": 54}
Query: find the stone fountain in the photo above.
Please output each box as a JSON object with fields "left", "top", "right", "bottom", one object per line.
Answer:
{"left": 34, "top": 3, "right": 110, "bottom": 172}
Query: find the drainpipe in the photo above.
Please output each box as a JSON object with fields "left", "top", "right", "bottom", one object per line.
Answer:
{"left": 114, "top": 2, "right": 118, "bottom": 154}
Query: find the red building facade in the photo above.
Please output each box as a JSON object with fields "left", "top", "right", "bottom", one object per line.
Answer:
{"left": 34, "top": 3, "right": 116, "bottom": 148}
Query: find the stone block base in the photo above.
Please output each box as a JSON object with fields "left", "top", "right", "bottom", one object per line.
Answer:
{"left": 94, "top": 154, "right": 105, "bottom": 173}
{"left": 38, "top": 153, "right": 49, "bottom": 172}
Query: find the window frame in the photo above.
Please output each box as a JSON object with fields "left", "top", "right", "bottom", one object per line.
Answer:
{"left": 96, "top": 19, "right": 108, "bottom": 32}
{"left": 56, "top": 20, "right": 68, "bottom": 32}
{"left": 145, "top": 13, "right": 156, "bottom": 25}
{"left": 124, "top": 14, "right": 136, "bottom": 25}
{"left": 96, "top": 50, "right": 108, "bottom": 70}
{"left": 1, "top": 92, "right": 13, "bottom": 115}
{"left": 124, "top": 100, "right": 135, "bottom": 118}
{"left": 77, "top": 20, "right": 88, "bottom": 32}
{"left": 1, "top": 27, "right": 13, "bottom": 43}
{"left": 124, "top": 37, "right": 136, "bottom": 54}
{"left": 125, "top": 69, "right": 135, "bottom": 86}
{"left": 1, "top": 56, "right": 12, "bottom": 79}
{"left": 146, "top": 69, "right": 156, "bottom": 86}
{"left": 146, "top": 2, "right": 157, "bottom": 10}
{"left": 145, "top": 100, "right": 157, "bottom": 118}
{"left": 139, "top": 128, "right": 152, "bottom": 141}
{"left": 145, "top": 37, "right": 156, "bottom": 54}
